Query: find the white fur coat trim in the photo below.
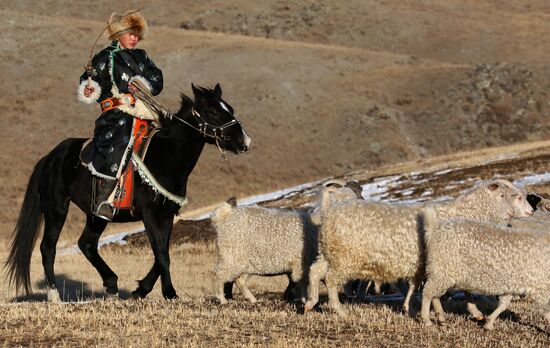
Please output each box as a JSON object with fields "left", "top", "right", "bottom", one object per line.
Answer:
{"left": 77, "top": 80, "right": 102, "bottom": 104}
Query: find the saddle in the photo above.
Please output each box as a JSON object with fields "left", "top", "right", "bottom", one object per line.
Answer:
{"left": 80, "top": 118, "right": 158, "bottom": 212}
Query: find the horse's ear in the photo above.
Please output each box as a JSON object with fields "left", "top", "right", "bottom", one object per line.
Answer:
{"left": 214, "top": 83, "right": 222, "bottom": 99}
{"left": 191, "top": 83, "right": 201, "bottom": 98}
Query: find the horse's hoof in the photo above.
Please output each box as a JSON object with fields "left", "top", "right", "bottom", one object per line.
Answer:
{"left": 131, "top": 288, "right": 147, "bottom": 299}
{"left": 104, "top": 292, "right": 120, "bottom": 301}
{"left": 47, "top": 288, "right": 61, "bottom": 303}
{"left": 163, "top": 291, "right": 179, "bottom": 300}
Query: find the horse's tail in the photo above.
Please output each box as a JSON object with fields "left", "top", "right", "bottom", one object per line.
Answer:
{"left": 5, "top": 155, "right": 48, "bottom": 295}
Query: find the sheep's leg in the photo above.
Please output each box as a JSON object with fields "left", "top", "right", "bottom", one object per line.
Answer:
{"left": 421, "top": 293, "right": 434, "bottom": 326}
{"left": 421, "top": 280, "right": 447, "bottom": 326}
{"left": 326, "top": 271, "right": 345, "bottom": 316}
{"left": 327, "top": 284, "right": 345, "bottom": 316}
{"left": 297, "top": 278, "right": 308, "bottom": 304}
{"left": 374, "top": 281, "right": 381, "bottom": 295}
{"left": 484, "top": 295, "right": 513, "bottom": 330}
{"left": 214, "top": 267, "right": 229, "bottom": 305}
{"left": 356, "top": 280, "right": 372, "bottom": 302}
{"left": 464, "top": 291, "right": 485, "bottom": 321}
{"left": 235, "top": 275, "right": 257, "bottom": 304}
{"left": 402, "top": 279, "right": 416, "bottom": 315}
{"left": 304, "top": 257, "right": 328, "bottom": 312}
{"left": 214, "top": 262, "right": 237, "bottom": 305}
{"left": 432, "top": 298, "right": 446, "bottom": 323}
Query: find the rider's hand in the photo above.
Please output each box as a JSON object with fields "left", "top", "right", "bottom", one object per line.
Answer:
{"left": 84, "top": 85, "right": 95, "bottom": 97}
{"left": 129, "top": 84, "right": 138, "bottom": 93}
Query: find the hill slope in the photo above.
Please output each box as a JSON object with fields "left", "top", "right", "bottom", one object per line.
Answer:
{"left": 1, "top": 2, "right": 550, "bottom": 242}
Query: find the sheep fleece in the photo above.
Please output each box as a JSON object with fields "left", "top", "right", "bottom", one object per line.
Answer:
{"left": 214, "top": 206, "right": 318, "bottom": 280}
{"left": 425, "top": 220, "right": 550, "bottom": 299}
{"left": 320, "top": 202, "right": 423, "bottom": 284}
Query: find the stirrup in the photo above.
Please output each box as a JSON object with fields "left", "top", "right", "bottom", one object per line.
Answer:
{"left": 94, "top": 201, "right": 115, "bottom": 221}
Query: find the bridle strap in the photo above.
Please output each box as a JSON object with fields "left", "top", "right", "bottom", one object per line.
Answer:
{"left": 130, "top": 80, "right": 240, "bottom": 141}
{"left": 169, "top": 108, "right": 241, "bottom": 141}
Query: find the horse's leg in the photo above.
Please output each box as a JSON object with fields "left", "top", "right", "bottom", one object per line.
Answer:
{"left": 40, "top": 198, "right": 70, "bottom": 302}
{"left": 77, "top": 216, "right": 119, "bottom": 295}
{"left": 224, "top": 282, "right": 234, "bottom": 300}
{"left": 132, "top": 263, "right": 160, "bottom": 299}
{"left": 282, "top": 276, "right": 297, "bottom": 302}
{"left": 134, "top": 213, "right": 177, "bottom": 299}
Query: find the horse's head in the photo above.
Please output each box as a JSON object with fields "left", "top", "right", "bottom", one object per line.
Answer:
{"left": 191, "top": 83, "right": 251, "bottom": 154}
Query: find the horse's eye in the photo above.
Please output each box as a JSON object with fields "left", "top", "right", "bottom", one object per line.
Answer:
{"left": 210, "top": 108, "right": 219, "bottom": 115}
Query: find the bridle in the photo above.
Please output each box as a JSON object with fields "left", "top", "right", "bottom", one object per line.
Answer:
{"left": 129, "top": 79, "right": 243, "bottom": 158}
{"left": 168, "top": 107, "right": 242, "bottom": 158}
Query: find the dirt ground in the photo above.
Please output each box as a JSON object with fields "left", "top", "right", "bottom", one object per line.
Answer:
{"left": 2, "top": 1, "right": 550, "bottom": 346}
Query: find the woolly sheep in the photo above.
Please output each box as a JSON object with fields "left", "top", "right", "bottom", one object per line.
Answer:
{"left": 421, "top": 207, "right": 550, "bottom": 330}
{"left": 212, "top": 183, "right": 361, "bottom": 304}
{"left": 304, "top": 179, "right": 534, "bottom": 316}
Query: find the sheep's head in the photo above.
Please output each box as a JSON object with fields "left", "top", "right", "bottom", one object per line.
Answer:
{"left": 211, "top": 197, "right": 237, "bottom": 223}
{"left": 310, "top": 181, "right": 363, "bottom": 224}
{"left": 322, "top": 179, "right": 363, "bottom": 200}
{"left": 491, "top": 179, "right": 534, "bottom": 217}
{"left": 484, "top": 180, "right": 533, "bottom": 219}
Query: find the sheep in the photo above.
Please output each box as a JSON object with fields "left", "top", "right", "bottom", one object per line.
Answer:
{"left": 420, "top": 207, "right": 550, "bottom": 330}
{"left": 304, "top": 179, "right": 534, "bottom": 316}
{"left": 212, "top": 182, "right": 361, "bottom": 305}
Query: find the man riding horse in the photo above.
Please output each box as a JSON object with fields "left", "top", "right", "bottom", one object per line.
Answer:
{"left": 77, "top": 10, "right": 162, "bottom": 221}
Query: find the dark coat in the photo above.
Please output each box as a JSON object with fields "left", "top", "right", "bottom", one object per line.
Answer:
{"left": 78, "top": 41, "right": 163, "bottom": 180}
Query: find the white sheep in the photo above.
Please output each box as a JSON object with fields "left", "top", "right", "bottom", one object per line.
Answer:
{"left": 212, "top": 182, "right": 361, "bottom": 304}
{"left": 304, "top": 179, "right": 533, "bottom": 316}
{"left": 421, "top": 207, "right": 550, "bottom": 330}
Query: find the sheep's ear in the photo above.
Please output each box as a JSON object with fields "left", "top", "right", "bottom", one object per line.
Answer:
{"left": 345, "top": 181, "right": 363, "bottom": 199}
{"left": 226, "top": 196, "right": 238, "bottom": 207}
{"left": 488, "top": 183, "right": 500, "bottom": 191}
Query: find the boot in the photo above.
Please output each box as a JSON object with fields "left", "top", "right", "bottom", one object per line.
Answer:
{"left": 93, "top": 178, "right": 118, "bottom": 221}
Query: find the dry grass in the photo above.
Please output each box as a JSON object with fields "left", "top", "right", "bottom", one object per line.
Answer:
{"left": 0, "top": 243, "right": 549, "bottom": 346}
{"left": 2, "top": 298, "right": 549, "bottom": 347}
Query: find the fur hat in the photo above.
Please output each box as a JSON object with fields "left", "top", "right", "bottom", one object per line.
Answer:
{"left": 107, "top": 10, "right": 147, "bottom": 40}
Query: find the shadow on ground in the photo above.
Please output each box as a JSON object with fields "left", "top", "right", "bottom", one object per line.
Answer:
{"left": 9, "top": 274, "right": 131, "bottom": 302}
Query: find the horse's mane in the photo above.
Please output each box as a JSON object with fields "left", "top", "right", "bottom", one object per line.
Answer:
{"left": 177, "top": 93, "right": 194, "bottom": 115}
{"left": 177, "top": 86, "right": 218, "bottom": 116}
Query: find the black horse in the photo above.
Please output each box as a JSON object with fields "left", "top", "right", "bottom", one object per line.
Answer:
{"left": 6, "top": 83, "right": 250, "bottom": 301}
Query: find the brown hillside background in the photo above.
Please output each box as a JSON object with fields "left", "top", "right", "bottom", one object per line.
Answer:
{"left": 1, "top": 1, "right": 550, "bottom": 243}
